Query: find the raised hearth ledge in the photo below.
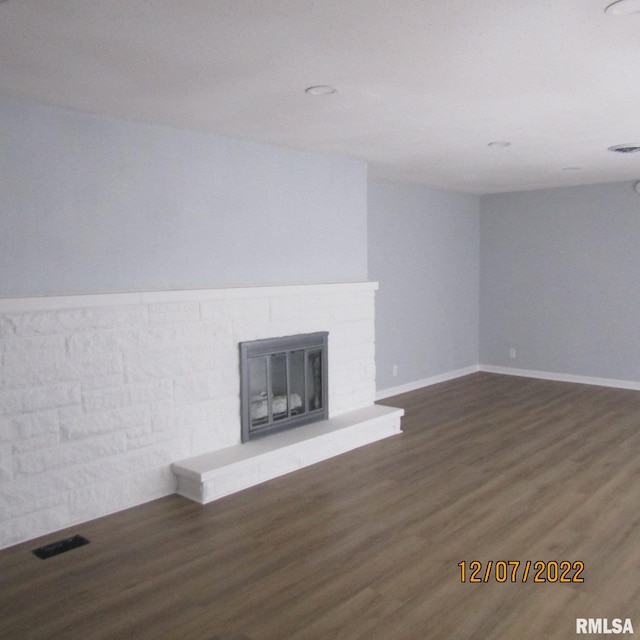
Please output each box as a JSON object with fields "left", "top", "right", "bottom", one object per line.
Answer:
{"left": 172, "top": 404, "right": 403, "bottom": 504}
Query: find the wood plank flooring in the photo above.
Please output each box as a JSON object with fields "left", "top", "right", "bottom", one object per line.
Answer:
{"left": 2, "top": 372, "right": 640, "bottom": 639}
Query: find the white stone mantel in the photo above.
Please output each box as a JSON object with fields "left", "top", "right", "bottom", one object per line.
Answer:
{"left": 0, "top": 281, "right": 379, "bottom": 312}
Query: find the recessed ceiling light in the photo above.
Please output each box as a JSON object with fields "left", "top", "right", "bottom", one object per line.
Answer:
{"left": 605, "top": 0, "right": 640, "bottom": 15}
{"left": 305, "top": 85, "right": 337, "bottom": 96}
{"left": 487, "top": 141, "right": 511, "bottom": 148}
{"left": 608, "top": 143, "right": 640, "bottom": 153}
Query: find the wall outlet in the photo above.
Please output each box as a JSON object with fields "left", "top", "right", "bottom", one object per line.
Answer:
{"left": 392, "top": 364, "right": 398, "bottom": 377}
{"left": 509, "top": 348, "right": 517, "bottom": 359}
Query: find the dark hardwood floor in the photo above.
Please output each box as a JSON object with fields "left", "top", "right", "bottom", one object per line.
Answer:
{"left": 2, "top": 372, "right": 640, "bottom": 639}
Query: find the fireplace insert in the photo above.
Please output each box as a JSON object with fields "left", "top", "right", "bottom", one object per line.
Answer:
{"left": 239, "top": 332, "right": 328, "bottom": 442}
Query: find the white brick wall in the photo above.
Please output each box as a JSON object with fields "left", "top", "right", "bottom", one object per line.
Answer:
{"left": 0, "top": 282, "right": 378, "bottom": 549}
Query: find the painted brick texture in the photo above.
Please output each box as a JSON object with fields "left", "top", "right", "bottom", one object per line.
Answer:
{"left": 0, "top": 283, "right": 377, "bottom": 548}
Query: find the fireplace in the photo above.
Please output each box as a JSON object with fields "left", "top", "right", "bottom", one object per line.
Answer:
{"left": 239, "top": 332, "right": 328, "bottom": 442}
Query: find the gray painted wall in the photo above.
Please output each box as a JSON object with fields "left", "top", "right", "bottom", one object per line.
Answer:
{"left": 0, "top": 98, "right": 367, "bottom": 297}
{"left": 6, "top": 98, "right": 639, "bottom": 393}
{"left": 368, "top": 178, "right": 480, "bottom": 391}
{"left": 480, "top": 181, "right": 640, "bottom": 382}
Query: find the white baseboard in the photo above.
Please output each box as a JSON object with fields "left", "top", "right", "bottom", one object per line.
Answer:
{"left": 375, "top": 365, "right": 480, "bottom": 400}
{"left": 479, "top": 365, "right": 640, "bottom": 391}
{"left": 376, "top": 363, "right": 640, "bottom": 399}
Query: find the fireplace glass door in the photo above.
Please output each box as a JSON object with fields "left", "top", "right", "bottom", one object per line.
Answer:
{"left": 240, "top": 333, "right": 328, "bottom": 442}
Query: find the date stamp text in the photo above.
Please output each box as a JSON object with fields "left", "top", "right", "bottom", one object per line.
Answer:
{"left": 458, "top": 560, "right": 584, "bottom": 583}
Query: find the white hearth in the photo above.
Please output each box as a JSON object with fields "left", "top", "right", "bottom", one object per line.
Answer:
{"left": 173, "top": 404, "right": 403, "bottom": 503}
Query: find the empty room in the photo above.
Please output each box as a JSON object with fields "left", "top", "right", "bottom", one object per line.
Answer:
{"left": 1, "top": 2, "right": 640, "bottom": 639}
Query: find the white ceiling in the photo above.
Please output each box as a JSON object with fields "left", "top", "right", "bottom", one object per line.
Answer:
{"left": 2, "top": 0, "right": 640, "bottom": 194}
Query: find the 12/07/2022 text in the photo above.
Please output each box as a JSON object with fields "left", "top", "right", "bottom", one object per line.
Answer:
{"left": 458, "top": 560, "right": 584, "bottom": 583}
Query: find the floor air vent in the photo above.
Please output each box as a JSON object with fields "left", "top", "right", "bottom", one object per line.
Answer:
{"left": 32, "top": 534, "right": 90, "bottom": 559}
